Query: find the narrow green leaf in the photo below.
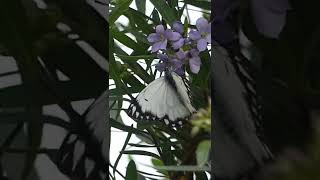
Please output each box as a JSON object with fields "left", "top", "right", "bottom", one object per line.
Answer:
{"left": 122, "top": 150, "right": 161, "bottom": 159}
{"left": 111, "top": 28, "right": 139, "bottom": 51}
{"left": 178, "top": 3, "right": 187, "bottom": 18}
{"left": 110, "top": 96, "right": 123, "bottom": 123}
{"left": 170, "top": 0, "right": 178, "bottom": 8}
{"left": 115, "top": 54, "right": 157, "bottom": 60}
{"left": 149, "top": 0, "right": 177, "bottom": 25}
{"left": 126, "top": 160, "right": 138, "bottom": 180}
{"left": 110, "top": 0, "right": 134, "bottom": 24}
{"left": 113, "top": 129, "right": 133, "bottom": 177}
{"left": 110, "top": 119, "right": 154, "bottom": 143}
{"left": 183, "top": 17, "right": 189, "bottom": 37}
{"left": 154, "top": 165, "right": 210, "bottom": 172}
{"left": 151, "top": 159, "right": 169, "bottom": 176}
{"left": 135, "top": 0, "right": 146, "bottom": 13}
{"left": 125, "top": 9, "right": 154, "bottom": 34}
{"left": 121, "top": 26, "right": 150, "bottom": 44}
{"left": 151, "top": 9, "right": 160, "bottom": 24}
{"left": 128, "top": 143, "right": 156, "bottom": 148}
{"left": 196, "top": 140, "right": 211, "bottom": 166}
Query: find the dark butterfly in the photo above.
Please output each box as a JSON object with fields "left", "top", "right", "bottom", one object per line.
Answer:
{"left": 212, "top": 45, "right": 273, "bottom": 179}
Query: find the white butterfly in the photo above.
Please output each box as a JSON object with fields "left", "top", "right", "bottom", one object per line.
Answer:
{"left": 127, "top": 72, "right": 196, "bottom": 126}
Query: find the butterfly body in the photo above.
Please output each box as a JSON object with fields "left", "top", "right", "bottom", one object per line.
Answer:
{"left": 127, "top": 72, "right": 195, "bottom": 126}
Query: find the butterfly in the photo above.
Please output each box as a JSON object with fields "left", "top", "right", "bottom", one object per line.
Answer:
{"left": 55, "top": 90, "right": 108, "bottom": 180}
{"left": 212, "top": 45, "right": 273, "bottom": 179}
{"left": 127, "top": 71, "right": 196, "bottom": 127}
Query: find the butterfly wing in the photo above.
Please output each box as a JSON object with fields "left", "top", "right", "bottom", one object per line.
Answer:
{"left": 212, "top": 46, "right": 272, "bottom": 179}
{"left": 127, "top": 73, "right": 195, "bottom": 125}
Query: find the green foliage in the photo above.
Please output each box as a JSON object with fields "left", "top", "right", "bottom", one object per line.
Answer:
{"left": 0, "top": 1, "right": 107, "bottom": 179}
{"left": 110, "top": 0, "right": 134, "bottom": 24}
{"left": 126, "top": 160, "right": 138, "bottom": 180}
{"left": 110, "top": 0, "right": 212, "bottom": 179}
{"left": 196, "top": 140, "right": 211, "bottom": 166}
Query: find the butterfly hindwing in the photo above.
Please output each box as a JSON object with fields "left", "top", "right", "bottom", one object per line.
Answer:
{"left": 127, "top": 72, "right": 195, "bottom": 126}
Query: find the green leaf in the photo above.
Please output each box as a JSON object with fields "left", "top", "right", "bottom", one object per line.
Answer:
{"left": 126, "top": 160, "right": 138, "bottom": 180}
{"left": 183, "top": 17, "right": 189, "bottom": 36}
{"left": 110, "top": 119, "right": 152, "bottom": 141}
{"left": 154, "top": 165, "right": 210, "bottom": 172}
{"left": 115, "top": 54, "right": 156, "bottom": 60}
{"left": 110, "top": 96, "right": 123, "bottom": 123}
{"left": 128, "top": 143, "right": 156, "bottom": 148}
{"left": 110, "top": 0, "right": 134, "bottom": 24}
{"left": 149, "top": 0, "right": 177, "bottom": 25}
{"left": 122, "top": 150, "right": 161, "bottom": 159}
{"left": 121, "top": 26, "right": 150, "bottom": 44}
{"left": 135, "top": 123, "right": 154, "bottom": 144}
{"left": 125, "top": 8, "right": 154, "bottom": 35}
{"left": 135, "top": 0, "right": 146, "bottom": 13}
{"left": 111, "top": 28, "right": 139, "bottom": 51}
{"left": 151, "top": 9, "right": 160, "bottom": 24}
{"left": 161, "top": 141, "right": 175, "bottom": 165}
{"left": 196, "top": 172, "right": 209, "bottom": 180}
{"left": 151, "top": 159, "right": 169, "bottom": 176}
{"left": 196, "top": 140, "right": 211, "bottom": 166}
{"left": 170, "top": 0, "right": 178, "bottom": 8}
{"left": 113, "top": 129, "right": 133, "bottom": 177}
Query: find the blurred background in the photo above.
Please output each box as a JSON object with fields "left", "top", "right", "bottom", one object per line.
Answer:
{"left": 0, "top": 0, "right": 107, "bottom": 179}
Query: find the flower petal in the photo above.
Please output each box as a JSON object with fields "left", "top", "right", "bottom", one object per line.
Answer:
{"left": 165, "top": 30, "right": 181, "bottom": 41}
{"left": 196, "top": 17, "right": 209, "bottom": 33}
{"left": 189, "top": 49, "right": 200, "bottom": 57}
{"left": 189, "top": 56, "right": 201, "bottom": 74}
{"left": 156, "top": 25, "right": 165, "bottom": 34}
{"left": 175, "top": 67, "right": 185, "bottom": 76}
{"left": 171, "top": 58, "right": 184, "bottom": 68}
{"left": 176, "top": 49, "right": 186, "bottom": 60}
{"left": 147, "top": 33, "right": 160, "bottom": 43}
{"left": 160, "top": 39, "right": 167, "bottom": 49}
{"left": 189, "top": 30, "right": 201, "bottom": 40}
{"left": 157, "top": 54, "right": 169, "bottom": 62}
{"left": 172, "top": 38, "right": 185, "bottom": 49}
{"left": 155, "top": 63, "right": 166, "bottom": 72}
{"left": 151, "top": 40, "right": 167, "bottom": 52}
{"left": 172, "top": 21, "right": 184, "bottom": 34}
{"left": 197, "top": 38, "right": 207, "bottom": 51}
{"left": 207, "top": 23, "right": 212, "bottom": 33}
{"left": 184, "top": 38, "right": 192, "bottom": 45}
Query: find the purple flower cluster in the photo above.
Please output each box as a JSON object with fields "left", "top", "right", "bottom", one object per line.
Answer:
{"left": 147, "top": 17, "right": 211, "bottom": 75}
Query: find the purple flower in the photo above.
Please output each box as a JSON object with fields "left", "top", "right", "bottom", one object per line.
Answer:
{"left": 155, "top": 54, "right": 184, "bottom": 76}
{"left": 172, "top": 38, "right": 185, "bottom": 50}
{"left": 171, "top": 50, "right": 187, "bottom": 75}
{"left": 175, "top": 49, "right": 187, "bottom": 60}
{"left": 189, "top": 18, "right": 211, "bottom": 52}
{"left": 172, "top": 21, "right": 184, "bottom": 34}
{"left": 147, "top": 25, "right": 182, "bottom": 53}
{"left": 155, "top": 54, "right": 169, "bottom": 72}
{"left": 170, "top": 21, "right": 185, "bottom": 50}
{"left": 187, "top": 49, "right": 201, "bottom": 74}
